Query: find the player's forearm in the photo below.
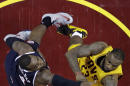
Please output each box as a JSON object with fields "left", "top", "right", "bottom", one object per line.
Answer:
{"left": 65, "top": 51, "right": 81, "bottom": 74}
{"left": 29, "top": 24, "right": 47, "bottom": 44}
{"left": 65, "top": 52, "right": 88, "bottom": 81}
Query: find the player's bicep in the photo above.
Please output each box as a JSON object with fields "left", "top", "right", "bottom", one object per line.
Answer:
{"left": 12, "top": 41, "right": 34, "bottom": 55}
{"left": 77, "top": 45, "right": 91, "bottom": 57}
{"left": 88, "top": 41, "right": 108, "bottom": 55}
{"left": 78, "top": 41, "right": 108, "bottom": 57}
{"left": 102, "top": 75, "right": 118, "bottom": 86}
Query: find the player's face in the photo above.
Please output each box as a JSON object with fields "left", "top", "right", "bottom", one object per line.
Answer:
{"left": 27, "top": 55, "right": 46, "bottom": 71}
{"left": 103, "top": 53, "right": 123, "bottom": 72}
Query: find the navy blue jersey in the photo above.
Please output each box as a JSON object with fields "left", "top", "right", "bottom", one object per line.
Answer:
{"left": 5, "top": 38, "right": 48, "bottom": 86}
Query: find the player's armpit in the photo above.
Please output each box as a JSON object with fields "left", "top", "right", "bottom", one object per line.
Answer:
{"left": 12, "top": 41, "right": 34, "bottom": 55}
{"left": 101, "top": 75, "right": 118, "bottom": 86}
{"left": 37, "top": 49, "right": 45, "bottom": 57}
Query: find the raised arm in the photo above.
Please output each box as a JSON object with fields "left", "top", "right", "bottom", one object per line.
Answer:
{"left": 4, "top": 24, "right": 47, "bottom": 55}
{"left": 66, "top": 45, "right": 87, "bottom": 81}
{"left": 28, "top": 24, "right": 47, "bottom": 45}
{"left": 4, "top": 14, "right": 52, "bottom": 54}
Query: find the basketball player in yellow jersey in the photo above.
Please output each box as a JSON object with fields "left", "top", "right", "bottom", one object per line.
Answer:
{"left": 56, "top": 24, "right": 125, "bottom": 86}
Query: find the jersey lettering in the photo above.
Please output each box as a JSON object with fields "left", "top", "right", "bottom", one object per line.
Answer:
{"left": 19, "top": 75, "right": 25, "bottom": 85}
{"left": 79, "top": 57, "right": 98, "bottom": 80}
{"left": 10, "top": 76, "right": 14, "bottom": 84}
{"left": 90, "top": 66, "right": 97, "bottom": 74}
{"left": 19, "top": 66, "right": 31, "bottom": 83}
{"left": 81, "top": 65, "right": 89, "bottom": 77}
{"left": 87, "top": 60, "right": 94, "bottom": 68}
{"left": 92, "top": 75, "right": 98, "bottom": 80}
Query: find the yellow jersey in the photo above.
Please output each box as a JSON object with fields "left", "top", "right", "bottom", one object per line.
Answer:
{"left": 68, "top": 44, "right": 123, "bottom": 86}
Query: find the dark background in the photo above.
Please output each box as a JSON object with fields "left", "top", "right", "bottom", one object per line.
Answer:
{"left": 0, "top": 0, "right": 130, "bottom": 86}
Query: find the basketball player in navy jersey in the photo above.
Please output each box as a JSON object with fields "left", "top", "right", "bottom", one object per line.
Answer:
{"left": 4, "top": 12, "right": 94, "bottom": 86}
